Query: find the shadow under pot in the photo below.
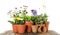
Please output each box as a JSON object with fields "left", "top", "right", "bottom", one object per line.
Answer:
{"left": 32, "top": 25, "right": 38, "bottom": 33}
{"left": 25, "top": 21, "right": 33, "bottom": 32}
{"left": 17, "top": 25, "right": 26, "bottom": 33}
{"left": 12, "top": 24, "right": 18, "bottom": 33}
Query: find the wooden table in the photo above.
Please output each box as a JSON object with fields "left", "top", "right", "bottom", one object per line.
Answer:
{"left": 0, "top": 30, "right": 60, "bottom": 35}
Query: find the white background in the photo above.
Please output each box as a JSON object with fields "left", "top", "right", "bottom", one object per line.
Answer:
{"left": 0, "top": 0, "right": 60, "bottom": 34}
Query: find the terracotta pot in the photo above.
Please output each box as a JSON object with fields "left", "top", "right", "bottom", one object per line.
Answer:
{"left": 38, "top": 25, "right": 46, "bottom": 33}
{"left": 45, "top": 22, "right": 49, "bottom": 32}
{"left": 25, "top": 21, "right": 33, "bottom": 32}
{"left": 12, "top": 24, "right": 18, "bottom": 33}
{"left": 27, "top": 26, "right": 32, "bottom": 32}
{"left": 38, "top": 26, "right": 42, "bottom": 33}
{"left": 38, "top": 24, "right": 45, "bottom": 33}
{"left": 43, "top": 26, "right": 46, "bottom": 32}
{"left": 25, "top": 21, "right": 33, "bottom": 26}
{"left": 32, "top": 25, "right": 38, "bottom": 33}
{"left": 38, "top": 24, "right": 45, "bottom": 26}
{"left": 17, "top": 25, "right": 26, "bottom": 33}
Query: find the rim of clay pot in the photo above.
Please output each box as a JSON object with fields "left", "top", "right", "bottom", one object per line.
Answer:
{"left": 17, "top": 24, "right": 25, "bottom": 26}
{"left": 37, "top": 24, "right": 45, "bottom": 27}
{"left": 25, "top": 21, "right": 33, "bottom": 23}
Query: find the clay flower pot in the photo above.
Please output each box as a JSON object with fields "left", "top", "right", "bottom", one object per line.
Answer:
{"left": 25, "top": 21, "right": 33, "bottom": 32}
{"left": 32, "top": 25, "right": 38, "bottom": 33}
{"left": 17, "top": 25, "right": 26, "bottom": 33}
{"left": 27, "top": 26, "right": 32, "bottom": 32}
{"left": 38, "top": 24, "right": 46, "bottom": 33}
{"left": 38, "top": 24, "right": 45, "bottom": 27}
{"left": 45, "top": 22, "right": 49, "bottom": 32}
{"left": 12, "top": 24, "right": 18, "bottom": 33}
{"left": 38, "top": 24, "right": 45, "bottom": 32}
{"left": 25, "top": 21, "right": 33, "bottom": 26}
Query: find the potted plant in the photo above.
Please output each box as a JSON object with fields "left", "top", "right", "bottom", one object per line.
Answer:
{"left": 8, "top": 17, "right": 21, "bottom": 33}
{"left": 21, "top": 9, "right": 33, "bottom": 32}
{"left": 8, "top": 9, "right": 21, "bottom": 33}
{"left": 8, "top": 7, "right": 26, "bottom": 33}
{"left": 25, "top": 16, "right": 33, "bottom": 32}
{"left": 43, "top": 13, "right": 49, "bottom": 32}
{"left": 31, "top": 9, "right": 38, "bottom": 33}
{"left": 37, "top": 20, "right": 46, "bottom": 33}
{"left": 31, "top": 16, "right": 40, "bottom": 33}
{"left": 31, "top": 14, "right": 47, "bottom": 33}
{"left": 17, "top": 20, "right": 26, "bottom": 33}
{"left": 37, "top": 13, "right": 49, "bottom": 32}
{"left": 8, "top": 20, "right": 26, "bottom": 33}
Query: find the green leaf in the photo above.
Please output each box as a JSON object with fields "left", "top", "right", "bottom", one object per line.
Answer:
{"left": 8, "top": 20, "right": 15, "bottom": 24}
{"left": 19, "top": 20, "right": 24, "bottom": 25}
{"left": 15, "top": 20, "right": 19, "bottom": 24}
{"left": 43, "top": 13, "right": 48, "bottom": 18}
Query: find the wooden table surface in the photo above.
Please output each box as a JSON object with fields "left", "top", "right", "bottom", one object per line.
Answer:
{"left": 0, "top": 30, "right": 60, "bottom": 35}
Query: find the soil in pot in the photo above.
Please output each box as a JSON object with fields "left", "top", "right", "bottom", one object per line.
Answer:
{"left": 12, "top": 24, "right": 18, "bottom": 33}
{"left": 32, "top": 25, "right": 38, "bottom": 33}
{"left": 17, "top": 25, "right": 26, "bottom": 33}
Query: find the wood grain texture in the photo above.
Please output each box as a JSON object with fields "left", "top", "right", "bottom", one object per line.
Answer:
{"left": 0, "top": 30, "right": 60, "bottom": 35}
